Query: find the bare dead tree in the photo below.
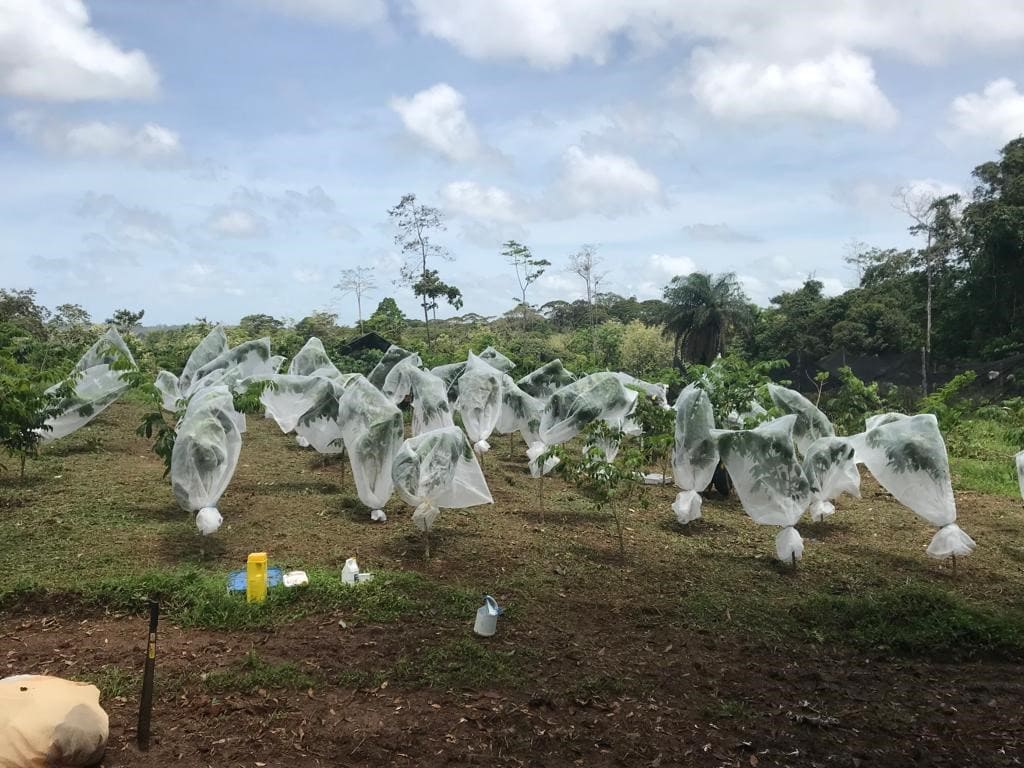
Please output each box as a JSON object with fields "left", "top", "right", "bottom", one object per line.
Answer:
{"left": 569, "top": 245, "right": 608, "bottom": 363}
{"left": 893, "top": 186, "right": 963, "bottom": 395}
{"left": 335, "top": 266, "right": 378, "bottom": 333}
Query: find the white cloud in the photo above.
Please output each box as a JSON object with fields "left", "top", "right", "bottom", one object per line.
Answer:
{"left": 906, "top": 178, "right": 963, "bottom": 200}
{"left": 944, "top": 78, "right": 1024, "bottom": 145}
{"left": 8, "top": 111, "right": 182, "bottom": 163}
{"left": 820, "top": 277, "right": 846, "bottom": 296}
{"left": 275, "top": 186, "right": 337, "bottom": 218}
{"left": 390, "top": 83, "right": 482, "bottom": 162}
{"left": 554, "top": 145, "right": 663, "bottom": 217}
{"left": 205, "top": 208, "right": 270, "bottom": 239}
{"left": 0, "top": 0, "right": 159, "bottom": 101}
{"left": 440, "top": 181, "right": 525, "bottom": 223}
{"left": 682, "top": 222, "right": 760, "bottom": 243}
{"left": 250, "top": 0, "right": 387, "bottom": 26}
{"left": 405, "top": 2, "right": 1024, "bottom": 68}
{"left": 77, "top": 193, "right": 179, "bottom": 252}
{"left": 292, "top": 268, "right": 322, "bottom": 284}
{"left": 535, "top": 272, "right": 584, "bottom": 303}
{"left": 649, "top": 254, "right": 697, "bottom": 279}
{"left": 690, "top": 48, "right": 897, "bottom": 128}
{"left": 166, "top": 262, "right": 245, "bottom": 297}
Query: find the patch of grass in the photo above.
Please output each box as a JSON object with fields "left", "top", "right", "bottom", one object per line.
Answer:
{"left": 0, "top": 567, "right": 481, "bottom": 630}
{"left": 795, "top": 583, "right": 1024, "bottom": 660}
{"left": 204, "top": 650, "right": 315, "bottom": 693}
{"left": 76, "top": 665, "right": 140, "bottom": 700}
{"left": 947, "top": 418, "right": 1019, "bottom": 497}
{"left": 393, "top": 637, "right": 523, "bottom": 689}
{"left": 950, "top": 456, "right": 1018, "bottom": 497}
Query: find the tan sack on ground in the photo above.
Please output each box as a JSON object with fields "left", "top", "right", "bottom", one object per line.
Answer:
{"left": 0, "top": 675, "right": 108, "bottom": 768}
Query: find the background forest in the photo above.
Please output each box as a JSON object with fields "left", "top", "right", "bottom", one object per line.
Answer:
{"left": 4, "top": 138, "right": 1024, "bottom": 414}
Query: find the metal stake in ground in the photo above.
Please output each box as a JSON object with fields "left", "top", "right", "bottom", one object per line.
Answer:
{"left": 137, "top": 599, "right": 160, "bottom": 751}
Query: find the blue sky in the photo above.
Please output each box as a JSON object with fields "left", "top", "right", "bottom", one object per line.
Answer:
{"left": 2, "top": 1, "right": 1024, "bottom": 325}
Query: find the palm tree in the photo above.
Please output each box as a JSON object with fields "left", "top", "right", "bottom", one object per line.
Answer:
{"left": 662, "top": 272, "right": 752, "bottom": 366}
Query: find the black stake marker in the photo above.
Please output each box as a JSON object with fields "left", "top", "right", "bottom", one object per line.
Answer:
{"left": 137, "top": 599, "right": 159, "bottom": 750}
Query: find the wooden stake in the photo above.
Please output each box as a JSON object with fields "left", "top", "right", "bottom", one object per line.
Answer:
{"left": 137, "top": 599, "right": 159, "bottom": 750}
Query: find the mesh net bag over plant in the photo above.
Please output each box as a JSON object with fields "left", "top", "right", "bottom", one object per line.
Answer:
{"left": 430, "top": 361, "right": 467, "bottom": 402}
{"left": 391, "top": 426, "right": 493, "bottom": 533}
{"left": 339, "top": 376, "right": 404, "bottom": 522}
{"left": 177, "top": 325, "right": 228, "bottom": 395}
{"left": 613, "top": 372, "right": 670, "bottom": 410}
{"left": 477, "top": 345, "right": 515, "bottom": 373}
{"left": 170, "top": 385, "right": 243, "bottom": 534}
{"left": 717, "top": 415, "right": 812, "bottom": 561}
{"left": 671, "top": 383, "right": 719, "bottom": 524}
{"left": 155, "top": 326, "right": 281, "bottom": 410}
{"left": 383, "top": 355, "right": 454, "bottom": 436}
{"left": 516, "top": 359, "right": 576, "bottom": 402}
{"left": 192, "top": 337, "right": 277, "bottom": 386}
{"left": 368, "top": 345, "right": 415, "bottom": 390}
{"left": 42, "top": 328, "right": 137, "bottom": 442}
{"left": 260, "top": 375, "right": 332, "bottom": 434}
{"left": 527, "top": 372, "right": 638, "bottom": 476}
{"left": 767, "top": 383, "right": 835, "bottom": 455}
{"left": 495, "top": 373, "right": 543, "bottom": 447}
{"left": 293, "top": 375, "right": 360, "bottom": 453}
{"left": 1016, "top": 450, "right": 1024, "bottom": 501}
{"left": 802, "top": 436, "right": 861, "bottom": 521}
{"left": 855, "top": 413, "right": 975, "bottom": 559}
{"left": 456, "top": 353, "right": 504, "bottom": 454}
{"left": 288, "top": 337, "right": 342, "bottom": 379}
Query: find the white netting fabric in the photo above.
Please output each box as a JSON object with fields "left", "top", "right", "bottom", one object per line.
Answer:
{"left": 391, "top": 426, "right": 493, "bottom": 531}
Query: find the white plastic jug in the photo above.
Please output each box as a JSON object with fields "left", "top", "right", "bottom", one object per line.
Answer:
{"left": 341, "top": 558, "right": 359, "bottom": 585}
{"left": 473, "top": 595, "right": 503, "bottom": 637}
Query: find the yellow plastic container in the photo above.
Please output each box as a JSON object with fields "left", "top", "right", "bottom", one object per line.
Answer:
{"left": 246, "top": 552, "right": 268, "bottom": 603}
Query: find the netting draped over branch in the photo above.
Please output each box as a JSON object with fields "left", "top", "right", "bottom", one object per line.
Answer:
{"left": 671, "top": 383, "right": 719, "bottom": 524}
{"left": 477, "top": 346, "right": 515, "bottom": 373}
{"left": 767, "top": 383, "right": 834, "bottom": 455}
{"left": 496, "top": 374, "right": 543, "bottom": 447}
{"left": 1016, "top": 450, "right": 1024, "bottom": 501}
{"left": 527, "top": 373, "right": 638, "bottom": 476}
{"left": 170, "top": 385, "right": 243, "bottom": 534}
{"left": 339, "top": 376, "right": 404, "bottom": 521}
{"left": 155, "top": 326, "right": 281, "bottom": 411}
{"left": 455, "top": 353, "right": 504, "bottom": 454}
{"left": 288, "top": 337, "right": 342, "bottom": 379}
{"left": 613, "top": 372, "right": 670, "bottom": 410}
{"left": 855, "top": 413, "right": 975, "bottom": 559}
{"left": 391, "top": 426, "right": 493, "bottom": 532}
{"left": 42, "top": 328, "right": 137, "bottom": 442}
{"left": 430, "top": 361, "right": 466, "bottom": 402}
{"left": 802, "top": 436, "right": 861, "bottom": 521}
{"left": 368, "top": 345, "right": 414, "bottom": 390}
{"left": 516, "top": 359, "right": 576, "bottom": 402}
{"left": 192, "top": 337, "right": 276, "bottom": 384}
{"left": 717, "top": 415, "right": 812, "bottom": 561}
{"left": 179, "top": 326, "right": 228, "bottom": 394}
{"left": 293, "top": 375, "right": 360, "bottom": 453}
{"left": 383, "top": 355, "right": 454, "bottom": 436}
{"left": 260, "top": 375, "right": 332, "bottom": 434}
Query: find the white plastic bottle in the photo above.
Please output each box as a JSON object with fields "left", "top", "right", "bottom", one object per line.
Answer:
{"left": 341, "top": 558, "right": 359, "bottom": 585}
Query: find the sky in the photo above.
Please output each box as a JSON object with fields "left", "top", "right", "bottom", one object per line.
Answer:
{"left": 2, "top": 1, "right": 1024, "bottom": 326}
